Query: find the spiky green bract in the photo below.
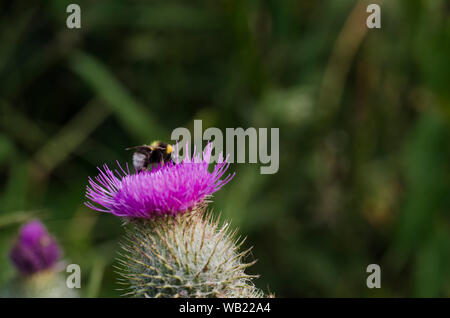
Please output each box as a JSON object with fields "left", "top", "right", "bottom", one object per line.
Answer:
{"left": 117, "top": 209, "right": 264, "bottom": 298}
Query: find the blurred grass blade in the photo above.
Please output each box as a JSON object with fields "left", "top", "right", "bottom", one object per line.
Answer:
{"left": 70, "top": 52, "right": 166, "bottom": 141}
{"left": 0, "top": 211, "right": 36, "bottom": 229}
{"left": 86, "top": 257, "right": 105, "bottom": 298}
{"left": 414, "top": 232, "right": 444, "bottom": 297}
{"left": 33, "top": 99, "right": 109, "bottom": 176}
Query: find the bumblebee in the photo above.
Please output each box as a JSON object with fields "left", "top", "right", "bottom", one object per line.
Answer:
{"left": 127, "top": 141, "right": 173, "bottom": 172}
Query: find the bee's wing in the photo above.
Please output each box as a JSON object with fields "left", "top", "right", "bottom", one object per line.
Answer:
{"left": 125, "top": 145, "right": 150, "bottom": 151}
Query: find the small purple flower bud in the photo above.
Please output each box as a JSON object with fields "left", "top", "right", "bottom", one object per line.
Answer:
{"left": 9, "top": 220, "right": 62, "bottom": 276}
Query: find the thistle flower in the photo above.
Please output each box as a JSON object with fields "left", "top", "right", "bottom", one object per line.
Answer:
{"left": 85, "top": 143, "right": 266, "bottom": 298}
{"left": 85, "top": 143, "right": 234, "bottom": 218}
{"left": 10, "top": 220, "right": 61, "bottom": 276}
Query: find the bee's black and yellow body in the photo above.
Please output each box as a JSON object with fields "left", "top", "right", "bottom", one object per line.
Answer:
{"left": 127, "top": 141, "right": 173, "bottom": 172}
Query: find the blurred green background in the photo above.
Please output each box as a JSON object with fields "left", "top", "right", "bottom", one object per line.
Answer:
{"left": 0, "top": 0, "right": 449, "bottom": 297}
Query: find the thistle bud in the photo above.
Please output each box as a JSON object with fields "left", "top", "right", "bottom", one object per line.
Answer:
{"left": 3, "top": 220, "right": 78, "bottom": 298}
{"left": 9, "top": 220, "right": 61, "bottom": 276}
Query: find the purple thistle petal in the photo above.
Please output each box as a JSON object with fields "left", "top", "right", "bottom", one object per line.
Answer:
{"left": 9, "top": 220, "right": 62, "bottom": 276}
{"left": 85, "top": 143, "right": 235, "bottom": 218}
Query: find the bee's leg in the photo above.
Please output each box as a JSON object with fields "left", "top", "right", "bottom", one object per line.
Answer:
{"left": 136, "top": 167, "right": 146, "bottom": 173}
{"left": 136, "top": 159, "right": 149, "bottom": 173}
